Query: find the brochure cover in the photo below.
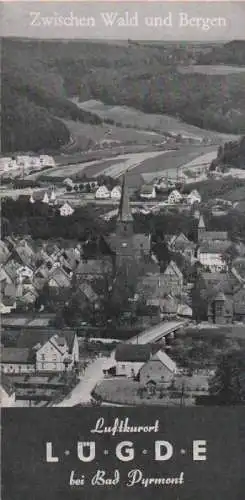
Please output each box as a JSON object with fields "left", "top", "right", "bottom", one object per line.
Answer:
{"left": 1, "top": 1, "right": 245, "bottom": 499}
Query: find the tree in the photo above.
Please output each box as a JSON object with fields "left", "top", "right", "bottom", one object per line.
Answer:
{"left": 209, "top": 350, "right": 245, "bottom": 405}
{"left": 222, "top": 243, "right": 239, "bottom": 269}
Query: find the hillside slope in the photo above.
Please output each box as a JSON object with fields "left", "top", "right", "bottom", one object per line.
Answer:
{"left": 197, "top": 40, "right": 245, "bottom": 66}
{"left": 2, "top": 38, "right": 245, "bottom": 153}
{"left": 210, "top": 136, "right": 245, "bottom": 170}
{"left": 2, "top": 41, "right": 102, "bottom": 153}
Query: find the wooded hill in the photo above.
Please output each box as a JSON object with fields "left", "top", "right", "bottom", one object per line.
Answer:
{"left": 2, "top": 39, "right": 245, "bottom": 153}
{"left": 197, "top": 40, "right": 245, "bottom": 66}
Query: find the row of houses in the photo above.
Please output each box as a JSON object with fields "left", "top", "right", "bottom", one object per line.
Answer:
{"left": 139, "top": 187, "right": 202, "bottom": 205}
{"left": 0, "top": 237, "right": 86, "bottom": 311}
{"left": 29, "top": 190, "right": 75, "bottom": 216}
{"left": 0, "top": 154, "right": 56, "bottom": 177}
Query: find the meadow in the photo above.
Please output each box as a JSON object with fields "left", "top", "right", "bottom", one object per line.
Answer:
{"left": 178, "top": 65, "right": 245, "bottom": 75}
{"left": 76, "top": 100, "right": 240, "bottom": 143}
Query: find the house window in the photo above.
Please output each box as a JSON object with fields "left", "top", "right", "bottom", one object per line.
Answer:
{"left": 41, "top": 354, "right": 45, "bottom": 361}
{"left": 121, "top": 364, "right": 125, "bottom": 370}
{"left": 215, "top": 303, "right": 224, "bottom": 315}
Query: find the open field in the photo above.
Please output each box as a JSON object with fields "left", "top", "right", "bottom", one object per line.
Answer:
{"left": 48, "top": 146, "right": 217, "bottom": 184}
{"left": 94, "top": 378, "right": 195, "bottom": 406}
{"left": 26, "top": 145, "right": 219, "bottom": 192}
{"left": 126, "top": 145, "right": 218, "bottom": 187}
{"left": 63, "top": 118, "right": 165, "bottom": 152}
{"left": 75, "top": 99, "right": 240, "bottom": 143}
{"left": 37, "top": 158, "right": 119, "bottom": 179}
{"left": 178, "top": 65, "right": 245, "bottom": 75}
{"left": 180, "top": 150, "right": 219, "bottom": 174}
{"left": 90, "top": 151, "right": 170, "bottom": 179}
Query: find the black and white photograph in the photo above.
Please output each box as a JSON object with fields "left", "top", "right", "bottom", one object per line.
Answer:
{"left": 1, "top": 0, "right": 245, "bottom": 411}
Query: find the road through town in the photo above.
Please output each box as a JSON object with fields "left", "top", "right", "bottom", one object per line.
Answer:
{"left": 56, "top": 320, "right": 187, "bottom": 407}
{"left": 56, "top": 354, "right": 115, "bottom": 407}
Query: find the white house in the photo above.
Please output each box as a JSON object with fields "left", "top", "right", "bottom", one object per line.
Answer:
{"left": 30, "top": 157, "right": 42, "bottom": 170}
{"left": 197, "top": 247, "right": 227, "bottom": 272}
{"left": 16, "top": 265, "right": 34, "bottom": 281}
{"left": 0, "top": 375, "right": 16, "bottom": 407}
{"left": 48, "top": 267, "right": 71, "bottom": 288}
{"left": 59, "top": 202, "right": 74, "bottom": 217}
{"left": 63, "top": 178, "right": 74, "bottom": 188}
{"left": 115, "top": 344, "right": 151, "bottom": 378}
{"left": 110, "top": 186, "right": 121, "bottom": 200}
{"left": 35, "top": 333, "right": 79, "bottom": 372}
{"left": 1, "top": 332, "right": 79, "bottom": 374}
{"left": 0, "top": 157, "right": 12, "bottom": 173}
{"left": 187, "top": 189, "right": 201, "bottom": 205}
{"left": 140, "top": 184, "right": 156, "bottom": 199}
{"left": 0, "top": 298, "right": 16, "bottom": 314}
{"left": 42, "top": 192, "right": 49, "bottom": 204}
{"left": 167, "top": 190, "right": 183, "bottom": 204}
{"left": 7, "top": 159, "right": 19, "bottom": 171}
{"left": 40, "top": 155, "right": 56, "bottom": 167}
{"left": 139, "top": 350, "right": 177, "bottom": 386}
{"left": 49, "top": 190, "right": 57, "bottom": 205}
{"left": 95, "top": 185, "right": 110, "bottom": 199}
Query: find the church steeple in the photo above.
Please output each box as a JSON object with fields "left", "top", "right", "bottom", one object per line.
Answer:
{"left": 117, "top": 171, "right": 133, "bottom": 223}
{"left": 198, "top": 214, "right": 206, "bottom": 242}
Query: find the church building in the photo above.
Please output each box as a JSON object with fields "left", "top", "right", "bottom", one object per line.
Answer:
{"left": 107, "top": 172, "right": 152, "bottom": 269}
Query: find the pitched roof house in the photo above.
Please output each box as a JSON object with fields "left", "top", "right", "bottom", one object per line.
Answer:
{"left": 160, "top": 260, "right": 184, "bottom": 295}
{"left": 193, "top": 269, "right": 243, "bottom": 324}
{"left": 114, "top": 343, "right": 177, "bottom": 383}
{"left": 139, "top": 350, "right": 177, "bottom": 386}
{"left": 3, "top": 260, "right": 20, "bottom": 282}
{"left": 197, "top": 241, "right": 231, "bottom": 272}
{"left": 186, "top": 189, "right": 201, "bottom": 205}
{"left": 166, "top": 233, "right": 195, "bottom": 260}
{"left": 77, "top": 283, "right": 99, "bottom": 306}
{"left": 168, "top": 190, "right": 183, "bottom": 204}
{"left": 95, "top": 185, "right": 110, "bottom": 199}
{"left": 0, "top": 241, "right": 10, "bottom": 264}
{"left": 48, "top": 267, "right": 72, "bottom": 288}
{"left": 12, "top": 240, "right": 36, "bottom": 267}
{"left": 0, "top": 374, "right": 16, "bottom": 407}
{"left": 1, "top": 330, "right": 79, "bottom": 373}
{"left": 110, "top": 186, "right": 121, "bottom": 200}
{"left": 0, "top": 266, "right": 13, "bottom": 285}
{"left": 76, "top": 258, "right": 113, "bottom": 279}
{"left": 140, "top": 184, "right": 156, "bottom": 199}
{"left": 59, "top": 202, "right": 74, "bottom": 217}
{"left": 114, "top": 344, "right": 156, "bottom": 377}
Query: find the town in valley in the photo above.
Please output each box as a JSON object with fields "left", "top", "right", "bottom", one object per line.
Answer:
{"left": 1, "top": 38, "right": 245, "bottom": 408}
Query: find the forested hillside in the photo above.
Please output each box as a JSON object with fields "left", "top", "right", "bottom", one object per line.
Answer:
{"left": 2, "top": 39, "right": 245, "bottom": 153}
{"left": 2, "top": 40, "right": 102, "bottom": 153}
{"left": 210, "top": 136, "right": 245, "bottom": 170}
{"left": 197, "top": 40, "right": 245, "bottom": 66}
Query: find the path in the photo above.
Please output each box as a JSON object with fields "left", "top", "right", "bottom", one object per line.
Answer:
{"left": 56, "top": 354, "right": 115, "bottom": 407}
{"left": 56, "top": 320, "right": 188, "bottom": 407}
